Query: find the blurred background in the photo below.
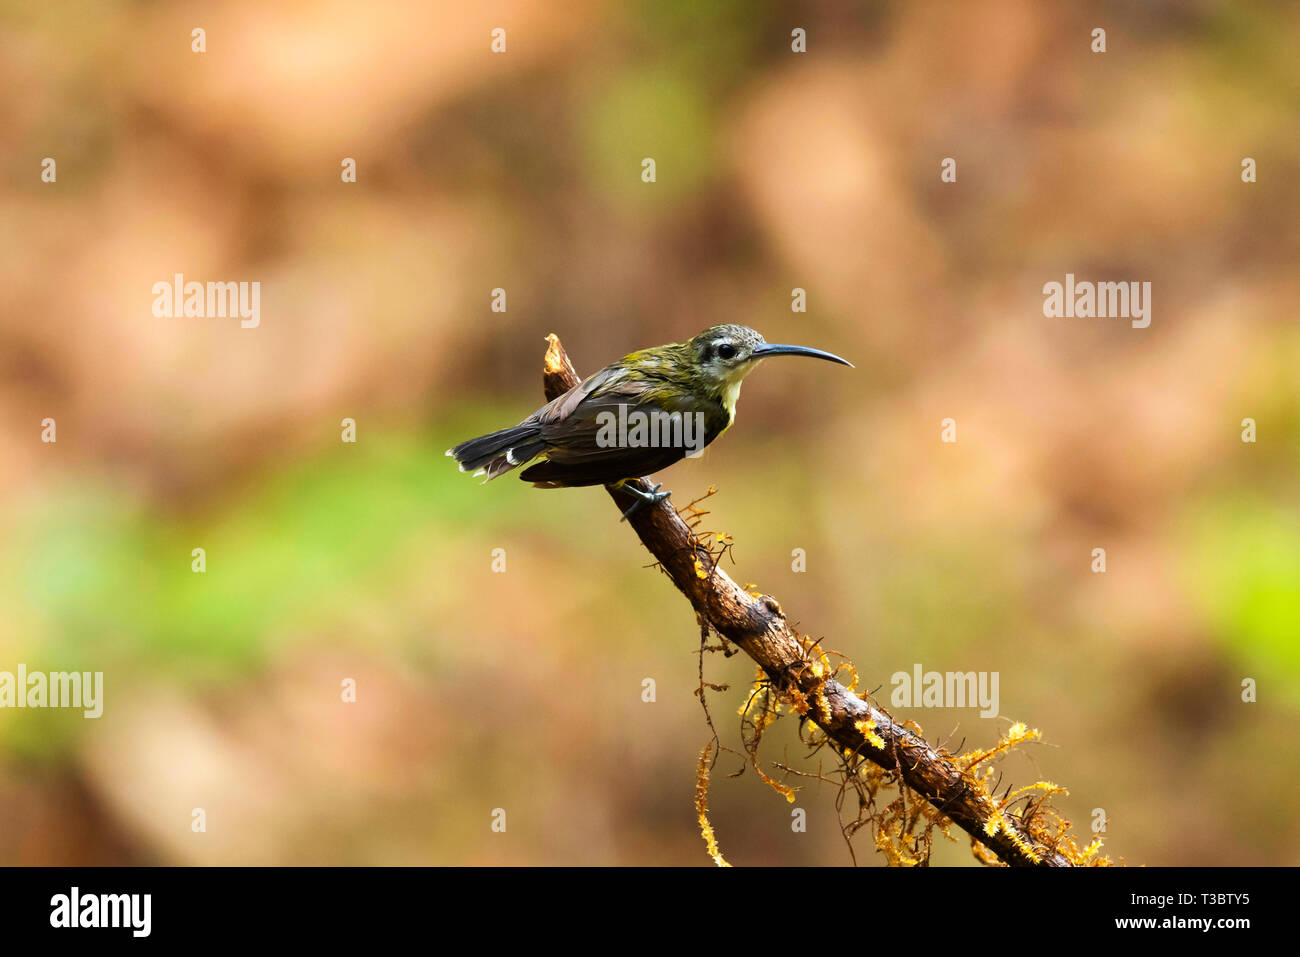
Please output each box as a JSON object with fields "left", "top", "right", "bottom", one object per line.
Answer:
{"left": 1, "top": 0, "right": 1297, "bottom": 865}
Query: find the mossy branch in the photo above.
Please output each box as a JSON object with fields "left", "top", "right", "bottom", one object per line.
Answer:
{"left": 542, "top": 333, "right": 1078, "bottom": 867}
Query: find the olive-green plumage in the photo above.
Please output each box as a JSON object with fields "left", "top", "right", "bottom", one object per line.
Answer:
{"left": 447, "top": 324, "right": 851, "bottom": 503}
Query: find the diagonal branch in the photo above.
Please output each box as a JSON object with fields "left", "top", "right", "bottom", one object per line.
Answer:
{"left": 542, "top": 333, "right": 1073, "bottom": 867}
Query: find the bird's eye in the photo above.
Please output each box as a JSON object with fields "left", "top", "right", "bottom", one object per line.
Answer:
{"left": 717, "top": 343, "right": 737, "bottom": 360}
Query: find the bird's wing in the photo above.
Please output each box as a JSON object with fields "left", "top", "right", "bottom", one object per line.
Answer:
{"left": 535, "top": 364, "right": 627, "bottom": 426}
{"left": 521, "top": 374, "right": 702, "bottom": 486}
{"left": 539, "top": 375, "right": 688, "bottom": 450}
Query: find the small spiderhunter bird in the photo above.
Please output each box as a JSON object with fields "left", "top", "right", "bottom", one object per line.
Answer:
{"left": 447, "top": 324, "right": 853, "bottom": 520}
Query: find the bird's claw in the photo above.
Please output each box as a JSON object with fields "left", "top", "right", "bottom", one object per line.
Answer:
{"left": 619, "top": 482, "right": 671, "bottom": 522}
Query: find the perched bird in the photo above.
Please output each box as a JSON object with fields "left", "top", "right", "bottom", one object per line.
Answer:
{"left": 447, "top": 324, "right": 852, "bottom": 519}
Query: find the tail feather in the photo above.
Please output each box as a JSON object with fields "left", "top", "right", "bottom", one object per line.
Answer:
{"left": 478, "top": 438, "right": 549, "bottom": 481}
{"left": 447, "top": 424, "right": 546, "bottom": 480}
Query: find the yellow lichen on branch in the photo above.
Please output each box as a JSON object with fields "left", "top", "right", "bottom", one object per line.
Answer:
{"left": 695, "top": 742, "right": 731, "bottom": 867}
{"left": 739, "top": 669, "right": 798, "bottom": 804}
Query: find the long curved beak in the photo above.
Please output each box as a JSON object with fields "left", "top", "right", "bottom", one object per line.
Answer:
{"left": 752, "top": 343, "right": 854, "bottom": 368}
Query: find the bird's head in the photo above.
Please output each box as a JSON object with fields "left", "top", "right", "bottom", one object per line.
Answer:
{"left": 686, "top": 324, "right": 853, "bottom": 399}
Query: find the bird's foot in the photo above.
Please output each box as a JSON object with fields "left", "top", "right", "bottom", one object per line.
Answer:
{"left": 619, "top": 482, "right": 671, "bottom": 522}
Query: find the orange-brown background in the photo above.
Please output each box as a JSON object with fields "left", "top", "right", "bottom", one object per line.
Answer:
{"left": 1, "top": 0, "right": 1297, "bottom": 865}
